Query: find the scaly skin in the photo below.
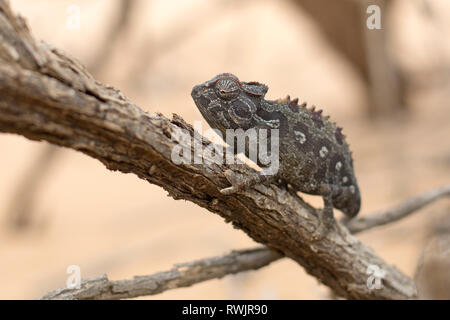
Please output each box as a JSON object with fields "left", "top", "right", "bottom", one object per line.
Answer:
{"left": 191, "top": 73, "right": 361, "bottom": 229}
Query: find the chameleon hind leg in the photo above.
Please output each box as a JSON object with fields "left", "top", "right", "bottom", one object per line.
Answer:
{"left": 315, "top": 184, "right": 356, "bottom": 238}
{"left": 320, "top": 186, "right": 336, "bottom": 229}
{"left": 312, "top": 184, "right": 341, "bottom": 239}
{"left": 220, "top": 172, "right": 276, "bottom": 195}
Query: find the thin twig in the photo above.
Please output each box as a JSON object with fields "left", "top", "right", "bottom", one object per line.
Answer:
{"left": 344, "top": 184, "right": 450, "bottom": 234}
{"left": 41, "top": 247, "right": 281, "bottom": 300}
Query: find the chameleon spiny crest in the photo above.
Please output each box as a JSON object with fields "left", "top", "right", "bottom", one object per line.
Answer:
{"left": 191, "top": 73, "right": 361, "bottom": 229}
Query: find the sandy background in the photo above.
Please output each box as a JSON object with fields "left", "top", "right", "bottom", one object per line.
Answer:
{"left": 0, "top": 0, "right": 449, "bottom": 299}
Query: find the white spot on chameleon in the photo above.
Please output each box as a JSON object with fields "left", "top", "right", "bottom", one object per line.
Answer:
{"left": 294, "top": 130, "right": 306, "bottom": 144}
{"left": 335, "top": 161, "right": 342, "bottom": 171}
{"left": 342, "top": 176, "right": 349, "bottom": 183}
{"left": 208, "top": 100, "right": 221, "bottom": 110}
{"left": 319, "top": 146, "right": 328, "bottom": 158}
{"left": 349, "top": 185, "right": 356, "bottom": 194}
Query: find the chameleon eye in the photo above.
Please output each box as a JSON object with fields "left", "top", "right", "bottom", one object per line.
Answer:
{"left": 215, "top": 78, "right": 240, "bottom": 100}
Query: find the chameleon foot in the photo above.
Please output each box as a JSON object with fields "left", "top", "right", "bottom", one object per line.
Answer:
{"left": 220, "top": 172, "right": 275, "bottom": 195}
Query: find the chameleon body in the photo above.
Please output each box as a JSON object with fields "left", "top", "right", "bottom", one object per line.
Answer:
{"left": 191, "top": 73, "right": 361, "bottom": 226}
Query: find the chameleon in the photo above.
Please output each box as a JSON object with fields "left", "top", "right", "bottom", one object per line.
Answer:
{"left": 191, "top": 73, "right": 361, "bottom": 229}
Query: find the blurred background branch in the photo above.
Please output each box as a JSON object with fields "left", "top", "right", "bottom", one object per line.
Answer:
{"left": 5, "top": 0, "right": 137, "bottom": 231}
{"left": 415, "top": 209, "right": 450, "bottom": 299}
{"left": 291, "top": 0, "right": 405, "bottom": 117}
{"left": 42, "top": 247, "right": 281, "bottom": 300}
{"left": 344, "top": 183, "right": 450, "bottom": 233}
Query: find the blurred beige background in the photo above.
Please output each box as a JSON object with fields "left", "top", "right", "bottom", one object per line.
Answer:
{"left": 0, "top": 0, "right": 449, "bottom": 299}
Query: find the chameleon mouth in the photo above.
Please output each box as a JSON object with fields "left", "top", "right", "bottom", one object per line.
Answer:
{"left": 191, "top": 93, "right": 211, "bottom": 112}
{"left": 191, "top": 85, "right": 203, "bottom": 98}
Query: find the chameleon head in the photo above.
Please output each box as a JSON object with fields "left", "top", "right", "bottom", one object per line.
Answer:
{"left": 191, "top": 73, "right": 268, "bottom": 134}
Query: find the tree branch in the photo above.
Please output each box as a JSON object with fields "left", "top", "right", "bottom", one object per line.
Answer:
{"left": 42, "top": 184, "right": 449, "bottom": 299}
{"left": 0, "top": 0, "right": 417, "bottom": 299}
{"left": 41, "top": 247, "right": 281, "bottom": 300}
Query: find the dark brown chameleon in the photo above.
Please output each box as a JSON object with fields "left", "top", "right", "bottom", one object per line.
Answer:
{"left": 191, "top": 73, "right": 361, "bottom": 227}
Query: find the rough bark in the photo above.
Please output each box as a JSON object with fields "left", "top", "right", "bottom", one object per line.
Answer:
{"left": 0, "top": 0, "right": 417, "bottom": 299}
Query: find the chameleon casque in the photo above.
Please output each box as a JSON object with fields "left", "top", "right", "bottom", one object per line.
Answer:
{"left": 191, "top": 73, "right": 361, "bottom": 228}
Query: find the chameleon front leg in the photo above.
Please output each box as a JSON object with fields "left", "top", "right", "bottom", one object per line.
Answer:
{"left": 220, "top": 172, "right": 276, "bottom": 195}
